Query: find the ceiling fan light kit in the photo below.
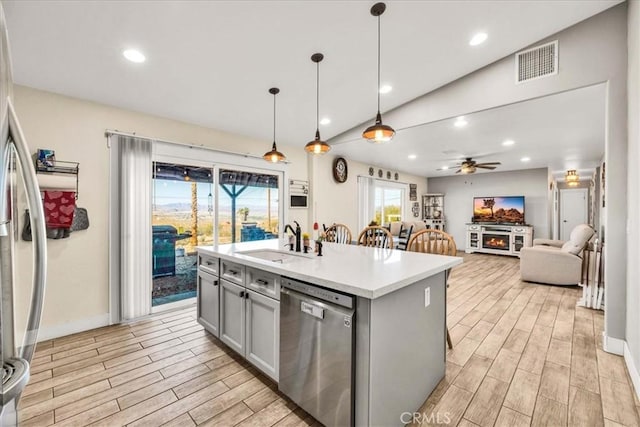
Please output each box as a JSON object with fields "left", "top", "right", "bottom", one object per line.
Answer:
{"left": 454, "top": 157, "right": 502, "bottom": 174}
{"left": 362, "top": 2, "right": 395, "bottom": 144}
{"left": 305, "top": 53, "right": 332, "bottom": 155}
{"left": 263, "top": 87, "right": 287, "bottom": 163}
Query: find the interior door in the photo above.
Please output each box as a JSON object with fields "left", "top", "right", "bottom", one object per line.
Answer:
{"left": 560, "top": 188, "right": 588, "bottom": 240}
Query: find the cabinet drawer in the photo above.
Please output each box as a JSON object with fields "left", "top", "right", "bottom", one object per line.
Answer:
{"left": 197, "top": 270, "right": 219, "bottom": 337}
{"left": 221, "top": 260, "right": 245, "bottom": 285}
{"left": 246, "top": 267, "right": 280, "bottom": 301}
{"left": 198, "top": 253, "right": 219, "bottom": 276}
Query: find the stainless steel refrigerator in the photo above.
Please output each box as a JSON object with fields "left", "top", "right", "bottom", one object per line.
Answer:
{"left": 0, "top": 3, "right": 47, "bottom": 425}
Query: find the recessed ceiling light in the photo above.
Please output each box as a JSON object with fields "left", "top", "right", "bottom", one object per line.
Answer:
{"left": 408, "top": 154, "right": 417, "bottom": 160}
{"left": 379, "top": 85, "right": 393, "bottom": 94}
{"left": 442, "top": 166, "right": 449, "bottom": 170}
{"left": 454, "top": 116, "right": 468, "bottom": 128}
{"left": 320, "top": 117, "right": 331, "bottom": 125}
{"left": 123, "top": 49, "right": 146, "bottom": 63}
{"left": 521, "top": 157, "right": 531, "bottom": 162}
{"left": 469, "top": 32, "right": 488, "bottom": 46}
{"left": 502, "top": 139, "right": 515, "bottom": 146}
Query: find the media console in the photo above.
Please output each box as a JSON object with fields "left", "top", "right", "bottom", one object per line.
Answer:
{"left": 465, "top": 223, "right": 533, "bottom": 257}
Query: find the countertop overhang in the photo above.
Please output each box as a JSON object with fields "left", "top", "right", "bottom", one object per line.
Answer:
{"left": 197, "top": 240, "right": 463, "bottom": 299}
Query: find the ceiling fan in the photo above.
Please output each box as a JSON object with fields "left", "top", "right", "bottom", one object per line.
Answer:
{"left": 437, "top": 157, "right": 501, "bottom": 174}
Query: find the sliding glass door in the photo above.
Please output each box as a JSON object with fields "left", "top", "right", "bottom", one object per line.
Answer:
{"left": 218, "top": 168, "right": 280, "bottom": 244}
{"left": 152, "top": 161, "right": 214, "bottom": 308}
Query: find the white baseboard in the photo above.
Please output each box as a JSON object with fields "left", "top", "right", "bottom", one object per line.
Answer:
{"left": 602, "top": 332, "right": 624, "bottom": 355}
{"left": 624, "top": 342, "right": 640, "bottom": 401}
{"left": 36, "top": 313, "right": 110, "bottom": 342}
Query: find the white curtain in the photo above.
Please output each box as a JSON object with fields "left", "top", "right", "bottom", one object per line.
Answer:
{"left": 110, "top": 135, "right": 152, "bottom": 321}
{"left": 357, "top": 176, "right": 375, "bottom": 232}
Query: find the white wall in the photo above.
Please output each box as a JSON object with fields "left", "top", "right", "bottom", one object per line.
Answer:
{"left": 626, "top": 0, "right": 640, "bottom": 398}
{"left": 334, "top": 4, "right": 629, "bottom": 342}
{"left": 13, "top": 85, "right": 309, "bottom": 338}
{"left": 427, "top": 168, "right": 548, "bottom": 247}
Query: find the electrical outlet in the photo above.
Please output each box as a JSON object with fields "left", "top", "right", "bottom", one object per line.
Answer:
{"left": 425, "top": 287, "right": 431, "bottom": 307}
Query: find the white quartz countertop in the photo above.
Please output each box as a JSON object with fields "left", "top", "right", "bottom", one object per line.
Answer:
{"left": 197, "top": 240, "right": 463, "bottom": 299}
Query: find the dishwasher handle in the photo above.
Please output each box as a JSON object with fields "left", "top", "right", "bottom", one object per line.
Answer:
{"left": 281, "top": 285, "right": 355, "bottom": 319}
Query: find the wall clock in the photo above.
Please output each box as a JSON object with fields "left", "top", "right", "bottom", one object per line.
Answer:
{"left": 333, "top": 157, "right": 348, "bottom": 183}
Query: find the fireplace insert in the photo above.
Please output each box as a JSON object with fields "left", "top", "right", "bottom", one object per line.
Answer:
{"left": 482, "top": 233, "right": 510, "bottom": 251}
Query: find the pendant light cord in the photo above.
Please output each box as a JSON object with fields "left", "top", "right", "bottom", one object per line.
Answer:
{"left": 273, "top": 92, "right": 276, "bottom": 143}
{"left": 316, "top": 60, "right": 320, "bottom": 132}
{"left": 377, "top": 14, "right": 381, "bottom": 114}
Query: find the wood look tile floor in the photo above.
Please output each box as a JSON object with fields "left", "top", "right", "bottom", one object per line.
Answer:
{"left": 19, "top": 254, "right": 640, "bottom": 426}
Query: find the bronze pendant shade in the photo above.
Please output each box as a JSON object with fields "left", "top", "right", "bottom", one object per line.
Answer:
{"left": 362, "top": 2, "right": 395, "bottom": 143}
{"left": 263, "top": 87, "right": 286, "bottom": 163}
{"left": 305, "top": 53, "right": 331, "bottom": 154}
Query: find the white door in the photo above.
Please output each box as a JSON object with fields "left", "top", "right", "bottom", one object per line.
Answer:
{"left": 560, "top": 188, "right": 588, "bottom": 240}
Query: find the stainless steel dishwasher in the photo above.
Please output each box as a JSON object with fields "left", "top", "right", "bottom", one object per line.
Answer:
{"left": 279, "top": 277, "right": 355, "bottom": 427}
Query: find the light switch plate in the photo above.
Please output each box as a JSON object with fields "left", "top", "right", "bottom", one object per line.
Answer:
{"left": 425, "top": 287, "right": 431, "bottom": 307}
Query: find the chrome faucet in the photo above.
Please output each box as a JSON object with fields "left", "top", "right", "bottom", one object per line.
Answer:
{"left": 284, "top": 221, "right": 301, "bottom": 252}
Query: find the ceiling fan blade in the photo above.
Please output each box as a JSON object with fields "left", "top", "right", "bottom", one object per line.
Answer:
{"left": 476, "top": 165, "right": 497, "bottom": 170}
{"left": 455, "top": 169, "right": 462, "bottom": 174}
{"left": 476, "top": 162, "right": 501, "bottom": 166}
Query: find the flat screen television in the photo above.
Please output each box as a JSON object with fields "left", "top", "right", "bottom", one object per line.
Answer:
{"left": 473, "top": 196, "right": 525, "bottom": 224}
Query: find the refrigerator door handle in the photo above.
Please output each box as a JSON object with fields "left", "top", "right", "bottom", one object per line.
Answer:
{"left": 7, "top": 99, "right": 47, "bottom": 365}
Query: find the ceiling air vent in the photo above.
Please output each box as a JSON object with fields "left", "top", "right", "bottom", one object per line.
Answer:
{"left": 515, "top": 40, "right": 558, "bottom": 84}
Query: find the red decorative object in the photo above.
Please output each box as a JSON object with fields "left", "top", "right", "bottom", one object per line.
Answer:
{"left": 43, "top": 190, "right": 76, "bottom": 228}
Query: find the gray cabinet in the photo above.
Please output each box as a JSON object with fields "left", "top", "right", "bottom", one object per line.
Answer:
{"left": 197, "top": 270, "right": 219, "bottom": 337}
{"left": 220, "top": 279, "right": 245, "bottom": 355}
{"left": 245, "top": 289, "right": 280, "bottom": 381}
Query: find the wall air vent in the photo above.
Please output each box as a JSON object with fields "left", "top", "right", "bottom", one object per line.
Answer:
{"left": 515, "top": 40, "right": 558, "bottom": 84}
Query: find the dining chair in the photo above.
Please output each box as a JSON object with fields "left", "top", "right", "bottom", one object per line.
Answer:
{"left": 407, "top": 229, "right": 458, "bottom": 349}
{"left": 324, "top": 223, "right": 353, "bottom": 244}
{"left": 357, "top": 226, "right": 394, "bottom": 249}
{"left": 393, "top": 223, "right": 414, "bottom": 251}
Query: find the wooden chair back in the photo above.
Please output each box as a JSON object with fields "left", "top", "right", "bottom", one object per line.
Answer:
{"left": 407, "top": 229, "right": 457, "bottom": 255}
{"left": 324, "top": 223, "right": 353, "bottom": 244}
{"left": 357, "top": 226, "right": 394, "bottom": 249}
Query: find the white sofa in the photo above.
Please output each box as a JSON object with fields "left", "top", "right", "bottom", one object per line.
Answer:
{"left": 519, "top": 224, "right": 595, "bottom": 286}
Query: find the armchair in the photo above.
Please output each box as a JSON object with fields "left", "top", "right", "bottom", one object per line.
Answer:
{"left": 519, "top": 224, "right": 595, "bottom": 285}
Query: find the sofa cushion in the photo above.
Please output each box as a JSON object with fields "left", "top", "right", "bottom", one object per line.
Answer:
{"left": 560, "top": 224, "right": 594, "bottom": 255}
{"left": 388, "top": 222, "right": 402, "bottom": 236}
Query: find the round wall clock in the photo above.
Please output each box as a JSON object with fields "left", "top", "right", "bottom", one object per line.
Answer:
{"left": 333, "top": 157, "right": 348, "bottom": 183}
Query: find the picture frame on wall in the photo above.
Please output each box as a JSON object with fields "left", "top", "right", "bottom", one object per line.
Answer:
{"left": 409, "top": 184, "right": 417, "bottom": 201}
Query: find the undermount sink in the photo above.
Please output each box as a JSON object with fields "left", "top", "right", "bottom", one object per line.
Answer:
{"left": 237, "top": 249, "right": 314, "bottom": 264}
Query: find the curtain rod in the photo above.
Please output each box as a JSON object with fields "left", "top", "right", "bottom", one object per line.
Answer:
{"left": 104, "top": 129, "right": 291, "bottom": 164}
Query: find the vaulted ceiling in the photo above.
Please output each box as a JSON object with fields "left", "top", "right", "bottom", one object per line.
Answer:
{"left": 4, "top": 1, "right": 619, "bottom": 175}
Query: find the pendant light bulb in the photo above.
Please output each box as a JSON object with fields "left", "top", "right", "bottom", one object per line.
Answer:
{"left": 363, "top": 2, "right": 395, "bottom": 144}
{"left": 305, "top": 53, "right": 331, "bottom": 154}
{"left": 263, "top": 87, "right": 286, "bottom": 163}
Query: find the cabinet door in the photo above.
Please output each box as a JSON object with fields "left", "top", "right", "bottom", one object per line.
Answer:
{"left": 197, "top": 270, "right": 219, "bottom": 337}
{"left": 245, "top": 289, "right": 280, "bottom": 381}
{"left": 220, "top": 280, "right": 245, "bottom": 356}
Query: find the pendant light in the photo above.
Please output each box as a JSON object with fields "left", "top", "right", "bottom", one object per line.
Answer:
{"left": 565, "top": 169, "right": 579, "bottom": 186}
{"left": 305, "top": 53, "right": 331, "bottom": 154}
{"left": 362, "top": 2, "right": 395, "bottom": 143}
{"left": 263, "top": 87, "right": 286, "bottom": 163}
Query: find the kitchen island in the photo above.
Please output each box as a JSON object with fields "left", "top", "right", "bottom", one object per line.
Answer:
{"left": 196, "top": 239, "right": 462, "bottom": 427}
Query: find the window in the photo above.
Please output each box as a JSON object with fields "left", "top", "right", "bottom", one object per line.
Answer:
{"left": 358, "top": 176, "right": 408, "bottom": 230}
